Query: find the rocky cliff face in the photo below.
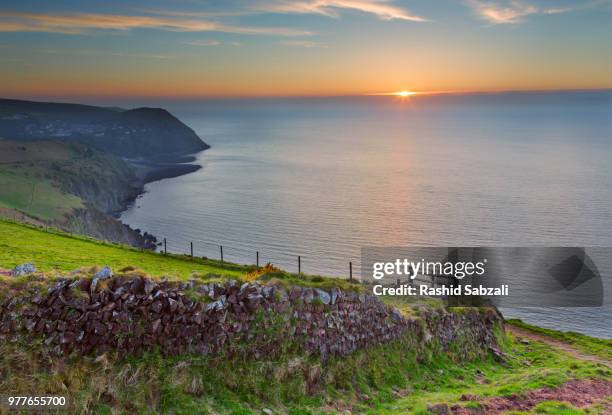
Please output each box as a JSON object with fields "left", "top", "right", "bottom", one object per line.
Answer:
{"left": 62, "top": 209, "right": 158, "bottom": 249}
{"left": 0, "top": 274, "right": 503, "bottom": 362}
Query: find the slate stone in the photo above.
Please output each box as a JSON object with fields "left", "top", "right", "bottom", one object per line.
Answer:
{"left": 315, "top": 289, "right": 331, "bottom": 305}
{"left": 93, "top": 266, "right": 113, "bottom": 280}
{"left": 11, "top": 263, "right": 36, "bottom": 277}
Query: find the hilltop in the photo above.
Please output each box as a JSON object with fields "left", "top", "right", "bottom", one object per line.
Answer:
{"left": 0, "top": 98, "right": 209, "bottom": 159}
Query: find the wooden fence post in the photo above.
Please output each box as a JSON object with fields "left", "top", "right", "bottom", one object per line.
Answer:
{"left": 190, "top": 242, "right": 193, "bottom": 259}
{"left": 349, "top": 262, "right": 353, "bottom": 281}
{"left": 298, "top": 256, "right": 301, "bottom": 274}
{"left": 256, "top": 251, "right": 259, "bottom": 268}
{"left": 164, "top": 238, "right": 167, "bottom": 254}
{"left": 220, "top": 245, "right": 224, "bottom": 264}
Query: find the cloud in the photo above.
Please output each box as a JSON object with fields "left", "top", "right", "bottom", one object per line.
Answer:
{"left": 184, "top": 39, "right": 222, "bottom": 46}
{"left": 279, "top": 40, "right": 327, "bottom": 48}
{"left": 253, "top": 0, "right": 426, "bottom": 21}
{"left": 43, "top": 49, "right": 174, "bottom": 59}
{"left": 0, "top": 11, "right": 312, "bottom": 36}
{"left": 466, "top": 0, "right": 574, "bottom": 24}
{"left": 183, "top": 39, "right": 242, "bottom": 46}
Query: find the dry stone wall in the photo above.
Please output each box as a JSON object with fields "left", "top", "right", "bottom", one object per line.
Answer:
{"left": 0, "top": 275, "right": 502, "bottom": 361}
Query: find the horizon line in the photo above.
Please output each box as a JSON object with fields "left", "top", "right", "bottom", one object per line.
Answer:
{"left": 1, "top": 87, "right": 610, "bottom": 103}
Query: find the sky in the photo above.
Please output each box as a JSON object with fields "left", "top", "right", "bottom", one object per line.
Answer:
{"left": 0, "top": 0, "right": 611, "bottom": 100}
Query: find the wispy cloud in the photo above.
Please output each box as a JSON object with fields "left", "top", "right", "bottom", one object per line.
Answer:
{"left": 253, "top": 0, "right": 426, "bottom": 21}
{"left": 43, "top": 49, "right": 174, "bottom": 59}
{"left": 279, "top": 40, "right": 327, "bottom": 48}
{"left": 184, "top": 39, "right": 222, "bottom": 46}
{"left": 0, "top": 11, "right": 312, "bottom": 36}
{"left": 465, "top": 0, "right": 573, "bottom": 24}
{"left": 184, "top": 39, "right": 241, "bottom": 46}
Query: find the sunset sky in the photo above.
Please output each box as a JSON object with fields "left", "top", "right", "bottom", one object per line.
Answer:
{"left": 1, "top": 0, "right": 611, "bottom": 100}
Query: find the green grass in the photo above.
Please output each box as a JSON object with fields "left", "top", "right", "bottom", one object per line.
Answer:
{"left": 530, "top": 401, "right": 592, "bottom": 414}
{"left": 0, "top": 167, "right": 83, "bottom": 221}
{"left": 369, "top": 330, "right": 610, "bottom": 415}
{"left": 507, "top": 319, "right": 612, "bottom": 361}
{"left": 0, "top": 219, "right": 363, "bottom": 292}
{"left": 0, "top": 219, "right": 610, "bottom": 414}
{"left": 1, "top": 319, "right": 608, "bottom": 414}
{"left": 0, "top": 218, "right": 246, "bottom": 279}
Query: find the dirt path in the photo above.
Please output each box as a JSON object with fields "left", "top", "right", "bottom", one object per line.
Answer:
{"left": 446, "top": 325, "right": 612, "bottom": 414}
{"left": 507, "top": 325, "right": 611, "bottom": 368}
{"left": 451, "top": 379, "right": 612, "bottom": 414}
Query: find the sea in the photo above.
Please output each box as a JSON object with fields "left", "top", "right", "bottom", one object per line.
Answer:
{"left": 120, "top": 91, "right": 612, "bottom": 338}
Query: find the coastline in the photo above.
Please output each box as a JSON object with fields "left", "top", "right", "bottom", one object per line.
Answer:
{"left": 114, "top": 151, "right": 207, "bottom": 248}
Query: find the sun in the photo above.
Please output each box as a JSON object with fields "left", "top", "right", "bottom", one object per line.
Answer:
{"left": 395, "top": 90, "right": 416, "bottom": 97}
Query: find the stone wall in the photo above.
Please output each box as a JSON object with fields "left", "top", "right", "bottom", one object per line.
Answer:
{"left": 0, "top": 275, "right": 502, "bottom": 361}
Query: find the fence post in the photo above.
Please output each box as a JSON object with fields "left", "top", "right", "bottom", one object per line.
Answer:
{"left": 164, "top": 238, "right": 167, "bottom": 254}
{"left": 190, "top": 242, "right": 193, "bottom": 259}
{"left": 298, "top": 256, "right": 301, "bottom": 274}
{"left": 256, "top": 251, "right": 259, "bottom": 268}
{"left": 220, "top": 245, "right": 224, "bottom": 264}
{"left": 349, "top": 261, "right": 353, "bottom": 281}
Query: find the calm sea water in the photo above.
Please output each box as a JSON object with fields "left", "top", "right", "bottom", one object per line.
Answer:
{"left": 121, "top": 91, "right": 612, "bottom": 338}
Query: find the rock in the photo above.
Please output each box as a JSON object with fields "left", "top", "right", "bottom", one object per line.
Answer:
{"left": 262, "top": 409, "right": 274, "bottom": 415}
{"left": 302, "top": 289, "right": 314, "bottom": 304}
{"left": 94, "top": 266, "right": 113, "bottom": 280}
{"left": 167, "top": 298, "right": 179, "bottom": 313}
{"left": 150, "top": 300, "right": 163, "bottom": 313}
{"left": 11, "top": 263, "right": 36, "bottom": 277}
{"left": 205, "top": 296, "right": 227, "bottom": 312}
{"left": 151, "top": 319, "right": 161, "bottom": 333}
{"left": 315, "top": 289, "right": 331, "bottom": 305}
{"left": 90, "top": 266, "right": 112, "bottom": 293}
{"left": 330, "top": 289, "right": 338, "bottom": 305}
{"left": 427, "top": 403, "right": 449, "bottom": 414}
{"left": 245, "top": 293, "right": 263, "bottom": 311}
{"left": 144, "top": 278, "right": 157, "bottom": 295}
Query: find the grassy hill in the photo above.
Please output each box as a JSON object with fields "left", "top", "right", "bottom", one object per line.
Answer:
{"left": 0, "top": 140, "right": 84, "bottom": 220}
{"left": 0, "top": 139, "right": 156, "bottom": 247}
{"left": 0, "top": 219, "right": 246, "bottom": 280}
{"left": 0, "top": 168, "right": 83, "bottom": 221}
{"left": 0, "top": 139, "right": 139, "bottom": 216}
{"left": 0, "top": 219, "right": 358, "bottom": 292}
{"left": 0, "top": 220, "right": 610, "bottom": 414}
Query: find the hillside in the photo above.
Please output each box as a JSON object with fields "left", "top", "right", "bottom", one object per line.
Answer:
{"left": 0, "top": 219, "right": 610, "bottom": 414}
{"left": 0, "top": 219, "right": 245, "bottom": 279}
{"left": 0, "top": 98, "right": 211, "bottom": 247}
{"left": 0, "top": 98, "right": 209, "bottom": 159}
{"left": 0, "top": 140, "right": 157, "bottom": 246}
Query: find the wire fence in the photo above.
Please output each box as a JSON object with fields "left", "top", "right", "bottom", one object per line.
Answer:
{"left": 154, "top": 235, "right": 458, "bottom": 288}
{"left": 5, "top": 213, "right": 450, "bottom": 287}
{"left": 155, "top": 235, "right": 360, "bottom": 281}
